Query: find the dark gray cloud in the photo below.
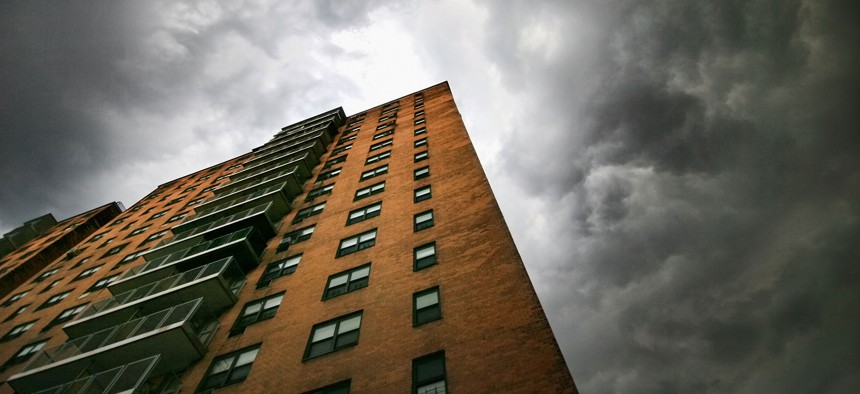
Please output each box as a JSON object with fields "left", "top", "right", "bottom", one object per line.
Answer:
{"left": 2, "top": 0, "right": 859, "bottom": 392}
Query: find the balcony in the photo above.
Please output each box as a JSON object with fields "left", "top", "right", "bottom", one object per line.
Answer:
{"left": 9, "top": 299, "right": 217, "bottom": 393}
{"left": 249, "top": 130, "right": 332, "bottom": 167}
{"left": 234, "top": 149, "right": 316, "bottom": 186}
{"left": 28, "top": 355, "right": 178, "bottom": 394}
{"left": 143, "top": 203, "right": 278, "bottom": 261}
{"left": 172, "top": 181, "right": 294, "bottom": 235}
{"left": 65, "top": 257, "right": 244, "bottom": 338}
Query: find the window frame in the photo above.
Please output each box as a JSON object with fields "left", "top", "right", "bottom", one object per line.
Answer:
{"left": 293, "top": 202, "right": 326, "bottom": 223}
{"left": 303, "top": 311, "right": 363, "bottom": 360}
{"left": 360, "top": 165, "right": 388, "bottom": 182}
{"left": 304, "top": 379, "right": 352, "bottom": 394}
{"left": 414, "top": 242, "right": 437, "bottom": 271}
{"left": 323, "top": 264, "right": 371, "bottom": 300}
{"left": 354, "top": 181, "right": 385, "bottom": 201}
{"left": 414, "top": 137, "right": 428, "bottom": 148}
{"left": 346, "top": 202, "right": 382, "bottom": 226}
{"left": 43, "top": 303, "right": 87, "bottom": 331}
{"left": 5, "top": 339, "right": 48, "bottom": 366}
{"left": 1, "top": 320, "right": 37, "bottom": 342}
{"left": 278, "top": 227, "right": 315, "bottom": 252}
{"left": 414, "top": 151, "right": 429, "bottom": 162}
{"left": 37, "top": 290, "right": 71, "bottom": 310}
{"left": 414, "top": 210, "right": 435, "bottom": 232}
{"left": 414, "top": 166, "right": 430, "bottom": 180}
{"left": 197, "top": 344, "right": 262, "bottom": 391}
{"left": 369, "top": 139, "right": 393, "bottom": 152}
{"left": 373, "top": 129, "right": 394, "bottom": 140}
{"left": 257, "top": 254, "right": 302, "bottom": 288}
{"left": 306, "top": 184, "right": 335, "bottom": 202}
{"left": 72, "top": 265, "right": 103, "bottom": 282}
{"left": 414, "top": 185, "right": 432, "bottom": 203}
{"left": 229, "top": 292, "right": 285, "bottom": 336}
{"left": 336, "top": 229, "right": 378, "bottom": 258}
{"left": 317, "top": 168, "right": 342, "bottom": 182}
{"left": 365, "top": 150, "right": 391, "bottom": 165}
{"left": 412, "top": 351, "right": 447, "bottom": 394}
{"left": 413, "top": 286, "right": 442, "bottom": 326}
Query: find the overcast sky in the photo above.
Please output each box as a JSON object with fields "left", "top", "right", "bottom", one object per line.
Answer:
{"left": 1, "top": 0, "right": 858, "bottom": 392}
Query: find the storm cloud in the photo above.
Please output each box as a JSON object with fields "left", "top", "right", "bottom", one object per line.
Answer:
{"left": 2, "top": 0, "right": 858, "bottom": 393}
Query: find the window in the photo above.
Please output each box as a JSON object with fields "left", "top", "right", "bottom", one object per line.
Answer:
{"left": 376, "top": 121, "right": 395, "bottom": 131}
{"left": 414, "top": 166, "right": 430, "bottom": 180}
{"left": 1, "top": 321, "right": 36, "bottom": 342}
{"left": 365, "top": 150, "right": 391, "bottom": 165}
{"left": 414, "top": 186, "right": 432, "bottom": 202}
{"left": 413, "top": 351, "right": 447, "bottom": 394}
{"left": 347, "top": 119, "right": 363, "bottom": 127}
{"left": 369, "top": 139, "right": 393, "bottom": 151}
{"left": 130, "top": 205, "right": 143, "bottom": 212}
{"left": 167, "top": 212, "right": 188, "bottom": 223}
{"left": 414, "top": 103, "right": 424, "bottom": 110}
{"left": 226, "top": 163, "right": 243, "bottom": 171}
{"left": 414, "top": 243, "right": 437, "bottom": 271}
{"left": 293, "top": 202, "right": 326, "bottom": 223}
{"left": 344, "top": 126, "right": 360, "bottom": 135}
{"left": 323, "top": 264, "right": 370, "bottom": 300}
{"left": 257, "top": 254, "right": 301, "bottom": 288}
{"left": 198, "top": 345, "right": 261, "bottom": 391}
{"left": 141, "top": 230, "right": 170, "bottom": 244}
{"left": 230, "top": 293, "right": 284, "bottom": 336}
{"left": 215, "top": 174, "right": 231, "bottom": 181}
{"left": 378, "top": 114, "right": 396, "bottom": 122}
{"left": 414, "top": 110, "right": 425, "bottom": 118}
{"left": 324, "top": 155, "right": 348, "bottom": 169}
{"left": 360, "top": 165, "right": 388, "bottom": 182}
{"left": 414, "top": 151, "right": 429, "bottom": 162}
{"left": 305, "top": 380, "right": 351, "bottom": 394}
{"left": 148, "top": 210, "right": 169, "bottom": 221}
{"left": 347, "top": 202, "right": 381, "bottom": 225}
{"left": 337, "top": 229, "right": 377, "bottom": 257}
{"left": 86, "top": 274, "right": 120, "bottom": 293}
{"left": 4, "top": 305, "right": 29, "bottom": 322}
{"left": 37, "top": 291, "right": 71, "bottom": 310}
{"left": 184, "top": 186, "right": 198, "bottom": 193}
{"left": 414, "top": 210, "right": 435, "bottom": 231}
{"left": 382, "top": 100, "right": 399, "bottom": 108}
{"left": 414, "top": 127, "right": 426, "bottom": 135}
{"left": 129, "top": 225, "right": 151, "bottom": 236}
{"left": 414, "top": 118, "right": 426, "bottom": 126}
{"left": 103, "top": 243, "right": 128, "bottom": 257}
{"left": 111, "top": 218, "right": 126, "bottom": 226}
{"left": 87, "top": 232, "right": 107, "bottom": 243}
{"left": 307, "top": 184, "right": 334, "bottom": 201}
{"left": 337, "top": 135, "right": 356, "bottom": 146}
{"left": 98, "top": 237, "right": 115, "bottom": 248}
{"left": 165, "top": 197, "right": 185, "bottom": 206}
{"left": 33, "top": 268, "right": 59, "bottom": 283}
{"left": 317, "top": 168, "right": 342, "bottom": 182}
{"left": 186, "top": 197, "right": 206, "bottom": 207}
{"left": 44, "top": 304, "right": 87, "bottom": 331}
{"left": 40, "top": 279, "right": 62, "bottom": 294}
{"left": 414, "top": 138, "right": 428, "bottom": 148}
{"left": 202, "top": 185, "right": 218, "bottom": 193}
{"left": 3, "top": 291, "right": 29, "bottom": 307}
{"left": 70, "top": 258, "right": 88, "bottom": 269}
{"left": 332, "top": 145, "right": 352, "bottom": 155}
{"left": 5, "top": 340, "right": 48, "bottom": 366}
{"left": 198, "top": 175, "right": 212, "bottom": 181}
{"left": 414, "top": 287, "right": 442, "bottom": 326}
{"left": 278, "top": 227, "right": 315, "bottom": 252}
{"left": 381, "top": 106, "right": 398, "bottom": 115}
{"left": 72, "top": 265, "right": 102, "bottom": 281}
{"left": 116, "top": 249, "right": 149, "bottom": 268}
{"left": 354, "top": 181, "right": 385, "bottom": 201}
{"left": 373, "top": 129, "right": 394, "bottom": 140}
{"left": 304, "top": 311, "right": 363, "bottom": 359}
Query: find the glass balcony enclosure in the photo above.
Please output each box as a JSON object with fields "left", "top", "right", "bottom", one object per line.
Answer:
{"left": 171, "top": 182, "right": 293, "bottom": 235}
{"left": 30, "top": 355, "right": 172, "bottom": 394}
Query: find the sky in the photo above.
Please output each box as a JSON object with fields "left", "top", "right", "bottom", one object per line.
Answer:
{"left": 1, "top": 0, "right": 858, "bottom": 392}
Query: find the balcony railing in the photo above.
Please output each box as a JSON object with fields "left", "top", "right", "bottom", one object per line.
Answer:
{"left": 9, "top": 299, "right": 217, "bottom": 393}
{"left": 28, "top": 355, "right": 168, "bottom": 394}
{"left": 195, "top": 170, "right": 301, "bottom": 214}
{"left": 213, "top": 164, "right": 302, "bottom": 198}
{"left": 142, "top": 203, "right": 278, "bottom": 261}
{"left": 65, "top": 257, "right": 244, "bottom": 337}
{"left": 233, "top": 150, "right": 315, "bottom": 186}
{"left": 172, "top": 182, "right": 293, "bottom": 235}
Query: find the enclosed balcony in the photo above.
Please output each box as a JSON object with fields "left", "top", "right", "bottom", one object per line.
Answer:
{"left": 65, "top": 257, "right": 244, "bottom": 338}
{"left": 172, "top": 181, "right": 294, "bottom": 235}
{"left": 9, "top": 299, "right": 217, "bottom": 393}
{"left": 233, "top": 149, "right": 316, "bottom": 187}
{"left": 27, "top": 355, "right": 177, "bottom": 394}
{"left": 248, "top": 130, "right": 333, "bottom": 167}
{"left": 142, "top": 202, "right": 278, "bottom": 261}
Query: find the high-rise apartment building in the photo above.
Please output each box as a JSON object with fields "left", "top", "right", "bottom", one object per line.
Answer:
{"left": 0, "top": 82, "right": 576, "bottom": 393}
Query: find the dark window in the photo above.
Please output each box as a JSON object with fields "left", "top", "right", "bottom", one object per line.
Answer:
{"left": 373, "top": 129, "right": 394, "bottom": 140}
{"left": 110, "top": 218, "right": 126, "bottom": 226}
{"left": 304, "top": 311, "right": 363, "bottom": 359}
{"left": 369, "top": 139, "right": 393, "bottom": 151}
{"left": 87, "top": 232, "right": 108, "bottom": 243}
{"left": 414, "top": 103, "right": 425, "bottom": 110}
{"left": 278, "top": 226, "right": 315, "bottom": 252}
{"left": 86, "top": 274, "right": 120, "bottom": 293}
{"left": 37, "top": 291, "right": 71, "bottom": 310}
{"left": 414, "top": 151, "right": 429, "bottom": 162}
{"left": 414, "top": 118, "right": 426, "bottom": 126}
{"left": 382, "top": 100, "right": 399, "bottom": 108}
{"left": 1, "top": 321, "right": 36, "bottom": 342}
{"left": 128, "top": 225, "right": 151, "bottom": 236}
{"left": 317, "top": 168, "right": 342, "bottom": 182}
{"left": 198, "top": 175, "right": 212, "bottom": 181}
{"left": 40, "top": 279, "right": 62, "bottom": 294}
{"left": 43, "top": 304, "right": 87, "bottom": 331}
{"left": 2, "top": 291, "right": 29, "bottom": 307}
{"left": 130, "top": 205, "right": 143, "bottom": 212}
{"left": 293, "top": 202, "right": 326, "bottom": 223}
{"left": 354, "top": 181, "right": 385, "bottom": 201}
{"left": 332, "top": 145, "right": 352, "bottom": 155}
{"left": 257, "top": 255, "right": 301, "bottom": 288}
{"left": 186, "top": 197, "right": 206, "bottom": 207}
{"left": 72, "top": 265, "right": 103, "bottom": 281}
{"left": 414, "top": 166, "right": 430, "bottom": 180}
{"left": 230, "top": 292, "right": 284, "bottom": 336}
{"left": 165, "top": 197, "right": 185, "bottom": 206}
{"left": 378, "top": 114, "right": 397, "bottom": 123}
{"left": 414, "top": 243, "right": 437, "bottom": 271}
{"left": 148, "top": 210, "right": 169, "bottom": 221}
{"left": 324, "top": 155, "right": 348, "bottom": 169}
{"left": 184, "top": 186, "right": 198, "bottom": 193}
{"left": 104, "top": 243, "right": 130, "bottom": 257}
{"left": 414, "top": 110, "right": 425, "bottom": 118}
{"left": 33, "top": 268, "right": 59, "bottom": 283}
{"left": 376, "top": 121, "right": 395, "bottom": 131}
{"left": 337, "top": 229, "right": 377, "bottom": 257}
{"left": 360, "top": 165, "right": 388, "bottom": 182}
{"left": 415, "top": 138, "right": 428, "bottom": 148}
{"left": 365, "top": 150, "right": 391, "bottom": 165}
{"left": 337, "top": 136, "right": 356, "bottom": 146}
{"left": 115, "top": 249, "right": 149, "bottom": 268}
{"left": 141, "top": 230, "right": 170, "bottom": 244}
{"left": 414, "top": 287, "right": 442, "bottom": 326}
{"left": 323, "top": 264, "right": 370, "bottom": 300}
{"left": 304, "top": 379, "right": 351, "bottom": 394}
{"left": 381, "top": 106, "right": 398, "bottom": 115}
{"left": 202, "top": 185, "right": 218, "bottom": 192}
{"left": 347, "top": 119, "right": 363, "bottom": 127}
{"left": 414, "top": 186, "right": 432, "bottom": 202}
{"left": 414, "top": 127, "right": 426, "bottom": 136}
{"left": 4, "top": 340, "right": 48, "bottom": 366}
{"left": 307, "top": 184, "right": 335, "bottom": 201}
{"left": 4, "top": 304, "right": 30, "bottom": 322}
{"left": 97, "top": 237, "right": 115, "bottom": 249}
{"left": 347, "top": 202, "right": 382, "bottom": 225}
{"left": 344, "top": 126, "right": 361, "bottom": 135}
{"left": 413, "top": 351, "right": 447, "bottom": 394}
{"left": 414, "top": 210, "right": 435, "bottom": 232}
{"left": 197, "top": 344, "right": 261, "bottom": 391}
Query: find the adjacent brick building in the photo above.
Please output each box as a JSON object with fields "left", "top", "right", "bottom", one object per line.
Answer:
{"left": 0, "top": 82, "right": 576, "bottom": 393}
